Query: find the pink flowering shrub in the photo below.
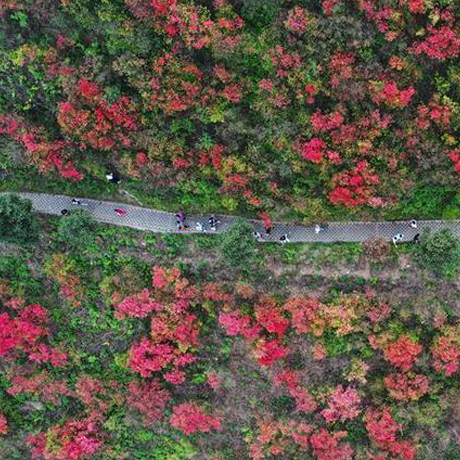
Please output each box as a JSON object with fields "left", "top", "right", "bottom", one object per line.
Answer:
{"left": 329, "top": 161, "right": 381, "bottom": 207}
{"left": 126, "top": 379, "right": 171, "bottom": 425}
{"left": 310, "top": 429, "right": 354, "bottom": 460}
{"left": 28, "top": 419, "right": 103, "bottom": 460}
{"left": 254, "top": 339, "right": 289, "bottom": 366}
{"left": 119, "top": 266, "right": 200, "bottom": 382}
{"left": 218, "top": 310, "right": 262, "bottom": 340}
{"left": 384, "top": 373, "right": 430, "bottom": 401}
{"left": 411, "top": 26, "right": 460, "bottom": 61}
{"left": 369, "top": 81, "right": 415, "bottom": 109}
{"left": 321, "top": 385, "right": 361, "bottom": 423}
{"left": 383, "top": 336, "right": 423, "bottom": 371}
{"left": 284, "top": 7, "right": 311, "bottom": 34}
{"left": 128, "top": 338, "right": 176, "bottom": 377}
{"left": 254, "top": 297, "right": 289, "bottom": 337}
{"left": 431, "top": 325, "right": 460, "bottom": 376}
{"left": 248, "top": 418, "right": 313, "bottom": 460}
{"left": 0, "top": 413, "right": 7, "bottom": 435}
{"left": 366, "top": 407, "right": 416, "bottom": 460}
{"left": 207, "top": 373, "right": 222, "bottom": 389}
{"left": 114, "top": 288, "right": 160, "bottom": 319}
{"left": 283, "top": 296, "right": 324, "bottom": 335}
{"left": 169, "top": 403, "right": 221, "bottom": 435}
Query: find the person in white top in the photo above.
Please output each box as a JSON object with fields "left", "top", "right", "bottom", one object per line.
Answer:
{"left": 279, "top": 234, "right": 290, "bottom": 243}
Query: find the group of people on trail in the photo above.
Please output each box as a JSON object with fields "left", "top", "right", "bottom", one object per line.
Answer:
{"left": 59, "top": 172, "right": 422, "bottom": 246}
{"left": 392, "top": 220, "right": 419, "bottom": 246}
{"left": 175, "top": 211, "right": 189, "bottom": 231}
{"left": 61, "top": 198, "right": 127, "bottom": 217}
{"left": 176, "top": 212, "right": 220, "bottom": 232}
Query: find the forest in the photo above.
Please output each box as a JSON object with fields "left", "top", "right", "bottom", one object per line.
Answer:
{"left": 2, "top": 0, "right": 460, "bottom": 459}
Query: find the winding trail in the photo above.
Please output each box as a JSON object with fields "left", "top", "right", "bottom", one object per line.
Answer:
{"left": 7, "top": 192, "right": 460, "bottom": 243}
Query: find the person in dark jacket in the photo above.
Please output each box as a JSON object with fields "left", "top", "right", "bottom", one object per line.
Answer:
{"left": 106, "top": 171, "right": 121, "bottom": 184}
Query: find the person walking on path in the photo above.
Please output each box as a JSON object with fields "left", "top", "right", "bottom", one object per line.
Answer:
{"left": 195, "top": 222, "right": 205, "bottom": 232}
{"left": 413, "top": 233, "right": 420, "bottom": 244}
{"left": 114, "top": 208, "right": 126, "bottom": 216}
{"left": 175, "top": 211, "right": 189, "bottom": 230}
{"left": 71, "top": 199, "right": 88, "bottom": 206}
{"left": 315, "top": 224, "right": 329, "bottom": 234}
{"left": 253, "top": 231, "right": 262, "bottom": 241}
{"left": 392, "top": 233, "right": 404, "bottom": 246}
{"left": 260, "top": 211, "right": 273, "bottom": 236}
{"left": 208, "top": 215, "right": 220, "bottom": 231}
{"left": 280, "top": 234, "right": 290, "bottom": 244}
{"left": 61, "top": 209, "right": 69, "bottom": 216}
{"left": 410, "top": 219, "right": 417, "bottom": 229}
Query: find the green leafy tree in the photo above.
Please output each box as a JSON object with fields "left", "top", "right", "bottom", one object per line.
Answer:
{"left": 57, "top": 209, "right": 96, "bottom": 251}
{"left": 219, "top": 218, "right": 257, "bottom": 271}
{"left": 415, "top": 229, "right": 460, "bottom": 278}
{"left": 0, "top": 194, "right": 38, "bottom": 244}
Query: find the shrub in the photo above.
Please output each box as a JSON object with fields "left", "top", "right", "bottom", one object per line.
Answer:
{"left": 321, "top": 385, "right": 361, "bottom": 423}
{"left": 0, "top": 413, "right": 7, "bottom": 435}
{"left": 415, "top": 229, "right": 460, "bottom": 278}
{"left": 218, "top": 218, "right": 257, "bottom": 270}
{"left": 56, "top": 209, "right": 96, "bottom": 251}
{"left": 0, "top": 194, "right": 38, "bottom": 244}
{"left": 383, "top": 335, "right": 423, "bottom": 371}
{"left": 362, "top": 238, "right": 391, "bottom": 264}
{"left": 169, "top": 403, "right": 221, "bottom": 435}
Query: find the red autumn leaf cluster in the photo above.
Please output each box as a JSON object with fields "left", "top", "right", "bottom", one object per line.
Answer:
{"left": 383, "top": 335, "right": 423, "bottom": 371}
{"left": 169, "top": 402, "right": 221, "bottom": 435}
{"left": 366, "top": 407, "right": 416, "bottom": 460}
{"left": 28, "top": 419, "right": 103, "bottom": 460}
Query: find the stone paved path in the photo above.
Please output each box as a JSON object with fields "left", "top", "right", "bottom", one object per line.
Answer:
{"left": 7, "top": 192, "right": 460, "bottom": 243}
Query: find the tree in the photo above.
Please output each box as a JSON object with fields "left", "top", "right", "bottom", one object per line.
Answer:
{"left": 219, "top": 218, "right": 257, "bottom": 271}
{"left": 0, "top": 194, "right": 38, "bottom": 244}
{"left": 57, "top": 209, "right": 96, "bottom": 251}
{"left": 415, "top": 229, "right": 460, "bottom": 278}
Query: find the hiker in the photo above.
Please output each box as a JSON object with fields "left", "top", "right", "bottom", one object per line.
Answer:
{"left": 175, "top": 211, "right": 189, "bottom": 230}
{"left": 71, "top": 199, "right": 88, "bottom": 206}
{"left": 195, "top": 222, "right": 205, "bottom": 232}
{"left": 114, "top": 208, "right": 125, "bottom": 216}
{"left": 280, "top": 234, "right": 290, "bottom": 244}
{"left": 392, "top": 233, "right": 404, "bottom": 245}
{"left": 410, "top": 219, "right": 417, "bottom": 229}
{"left": 61, "top": 209, "right": 69, "bottom": 216}
{"left": 253, "top": 231, "right": 262, "bottom": 241}
{"left": 209, "top": 215, "right": 220, "bottom": 231}
{"left": 413, "top": 233, "right": 420, "bottom": 244}
{"left": 315, "top": 224, "right": 329, "bottom": 234}
{"left": 106, "top": 171, "right": 121, "bottom": 184}
{"left": 264, "top": 222, "right": 273, "bottom": 235}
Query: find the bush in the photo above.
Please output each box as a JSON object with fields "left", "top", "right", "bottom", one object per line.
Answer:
{"left": 415, "top": 229, "right": 460, "bottom": 278}
{"left": 0, "top": 194, "right": 38, "bottom": 244}
{"left": 219, "top": 218, "right": 257, "bottom": 270}
{"left": 57, "top": 209, "right": 96, "bottom": 251}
